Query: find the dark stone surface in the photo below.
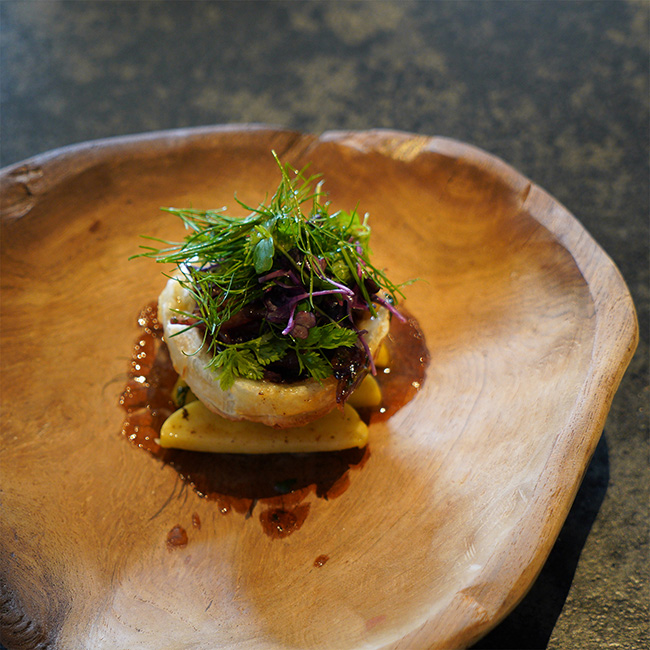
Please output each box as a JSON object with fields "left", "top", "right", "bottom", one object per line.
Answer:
{"left": 1, "top": 1, "right": 647, "bottom": 648}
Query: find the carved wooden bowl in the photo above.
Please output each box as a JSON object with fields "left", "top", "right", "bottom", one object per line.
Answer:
{"left": 0, "top": 126, "right": 638, "bottom": 649}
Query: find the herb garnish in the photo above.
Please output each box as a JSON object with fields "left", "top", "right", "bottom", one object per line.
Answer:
{"left": 135, "top": 153, "right": 405, "bottom": 400}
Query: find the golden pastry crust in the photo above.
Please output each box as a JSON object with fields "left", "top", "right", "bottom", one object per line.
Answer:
{"left": 158, "top": 275, "right": 390, "bottom": 428}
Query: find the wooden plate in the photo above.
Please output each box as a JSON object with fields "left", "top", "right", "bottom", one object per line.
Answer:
{"left": 0, "top": 126, "right": 638, "bottom": 649}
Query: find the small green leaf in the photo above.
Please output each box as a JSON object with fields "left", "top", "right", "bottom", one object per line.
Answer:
{"left": 212, "top": 347, "right": 265, "bottom": 389}
{"left": 253, "top": 236, "right": 274, "bottom": 274}
{"left": 301, "top": 323, "right": 358, "bottom": 349}
{"left": 255, "top": 335, "right": 289, "bottom": 365}
{"left": 330, "top": 256, "right": 352, "bottom": 283}
{"left": 298, "top": 350, "right": 331, "bottom": 381}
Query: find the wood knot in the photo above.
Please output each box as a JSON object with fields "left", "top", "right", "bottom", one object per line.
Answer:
{"left": 0, "top": 164, "right": 44, "bottom": 221}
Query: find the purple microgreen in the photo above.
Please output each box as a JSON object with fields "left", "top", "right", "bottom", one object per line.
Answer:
{"left": 257, "top": 269, "right": 290, "bottom": 283}
{"left": 281, "top": 305, "right": 298, "bottom": 335}
{"left": 374, "top": 294, "right": 407, "bottom": 323}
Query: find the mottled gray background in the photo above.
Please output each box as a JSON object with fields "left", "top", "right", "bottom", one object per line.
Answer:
{"left": 1, "top": 1, "right": 648, "bottom": 649}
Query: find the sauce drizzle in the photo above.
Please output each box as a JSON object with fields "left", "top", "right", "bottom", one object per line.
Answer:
{"left": 119, "top": 302, "right": 429, "bottom": 537}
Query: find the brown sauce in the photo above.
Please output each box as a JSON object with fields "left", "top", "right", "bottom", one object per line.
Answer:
{"left": 313, "top": 554, "right": 330, "bottom": 568}
{"left": 119, "top": 302, "right": 429, "bottom": 536}
{"left": 166, "top": 524, "right": 188, "bottom": 550}
{"left": 360, "top": 313, "right": 430, "bottom": 424}
{"left": 259, "top": 504, "right": 311, "bottom": 539}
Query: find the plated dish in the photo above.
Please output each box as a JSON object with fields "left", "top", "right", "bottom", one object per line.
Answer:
{"left": 0, "top": 126, "right": 637, "bottom": 649}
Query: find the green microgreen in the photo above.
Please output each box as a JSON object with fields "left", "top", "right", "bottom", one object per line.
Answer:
{"left": 133, "top": 152, "right": 405, "bottom": 389}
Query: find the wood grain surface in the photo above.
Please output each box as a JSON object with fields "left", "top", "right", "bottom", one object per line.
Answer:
{"left": 0, "top": 126, "right": 638, "bottom": 650}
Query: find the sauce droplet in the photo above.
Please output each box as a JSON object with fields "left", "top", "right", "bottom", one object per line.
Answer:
{"left": 166, "top": 524, "right": 188, "bottom": 550}
{"left": 259, "top": 505, "right": 310, "bottom": 539}
{"left": 313, "top": 554, "right": 329, "bottom": 567}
